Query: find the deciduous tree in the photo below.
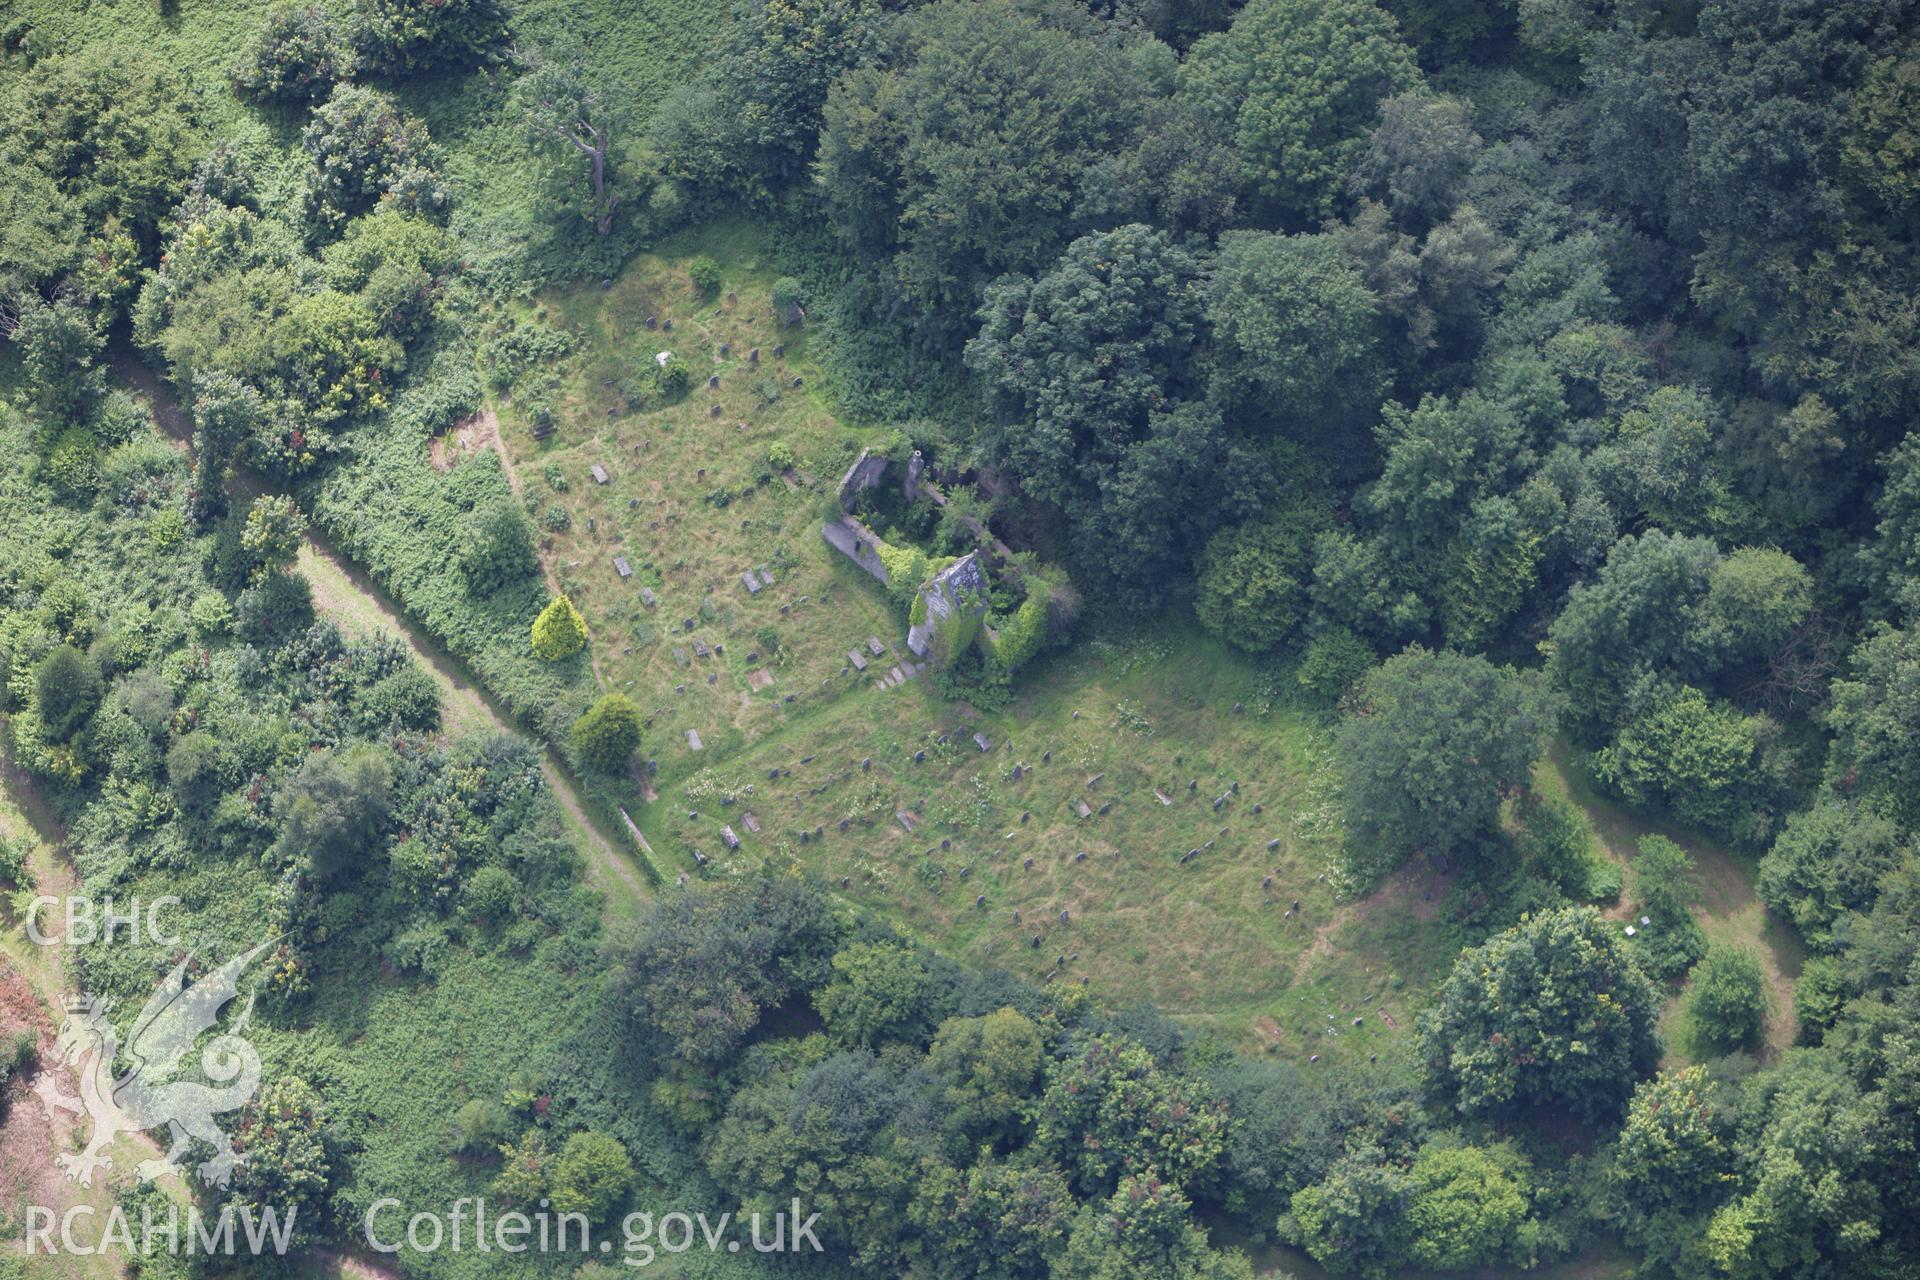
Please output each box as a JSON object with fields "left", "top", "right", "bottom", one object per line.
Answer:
{"left": 1336, "top": 646, "right": 1551, "bottom": 879}
{"left": 1418, "top": 907, "right": 1662, "bottom": 1124}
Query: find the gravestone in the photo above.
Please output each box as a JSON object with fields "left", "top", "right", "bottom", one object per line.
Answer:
{"left": 848, "top": 649, "right": 868, "bottom": 671}
{"left": 590, "top": 464, "right": 609, "bottom": 485}
{"left": 742, "top": 813, "right": 760, "bottom": 834}
{"left": 748, "top": 348, "right": 759, "bottom": 363}
{"left": 640, "top": 586, "right": 657, "bottom": 606}
{"left": 686, "top": 729, "right": 703, "bottom": 750}
{"left": 720, "top": 342, "right": 731, "bottom": 356}
{"left": 613, "top": 556, "right": 633, "bottom": 579}
{"left": 867, "top": 637, "right": 886, "bottom": 656}
{"left": 773, "top": 344, "right": 785, "bottom": 358}
{"left": 708, "top": 375, "right": 720, "bottom": 389}
{"left": 972, "top": 732, "right": 992, "bottom": 753}
{"left": 646, "top": 316, "right": 657, "bottom": 330}
{"left": 720, "top": 826, "right": 740, "bottom": 850}
{"left": 742, "top": 570, "right": 763, "bottom": 594}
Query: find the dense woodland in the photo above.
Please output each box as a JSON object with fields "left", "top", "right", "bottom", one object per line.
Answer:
{"left": 2, "top": 0, "right": 1919, "bottom": 1278}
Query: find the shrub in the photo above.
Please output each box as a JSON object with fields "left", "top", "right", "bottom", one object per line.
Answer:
{"left": 350, "top": 0, "right": 512, "bottom": 75}
{"left": 655, "top": 356, "right": 692, "bottom": 397}
{"left": 874, "top": 539, "right": 931, "bottom": 613}
{"left": 1685, "top": 944, "right": 1768, "bottom": 1055}
{"left": 233, "top": 6, "right": 350, "bottom": 103}
{"left": 687, "top": 255, "right": 722, "bottom": 296}
{"left": 983, "top": 592, "right": 1050, "bottom": 673}
{"left": 0, "top": 833, "right": 25, "bottom": 886}
{"left": 816, "top": 942, "right": 932, "bottom": 1047}
{"left": 1296, "top": 627, "right": 1374, "bottom": 706}
{"left": 242, "top": 494, "right": 307, "bottom": 579}
{"left": 302, "top": 85, "right": 442, "bottom": 234}
{"left": 530, "top": 595, "right": 587, "bottom": 660}
{"left": 458, "top": 501, "right": 538, "bottom": 596}
{"left": 236, "top": 571, "right": 316, "bottom": 646}
{"left": 0, "top": 1029, "right": 37, "bottom": 1115}
{"left": 767, "top": 440, "right": 796, "bottom": 471}
{"left": 148, "top": 507, "right": 187, "bottom": 550}
{"left": 1593, "top": 687, "right": 1760, "bottom": 838}
{"left": 35, "top": 644, "right": 103, "bottom": 740}
{"left": 1514, "top": 793, "right": 1600, "bottom": 900}
{"left": 360, "top": 665, "right": 441, "bottom": 732}
{"left": 485, "top": 323, "right": 574, "bottom": 391}
{"left": 570, "top": 693, "right": 641, "bottom": 773}
{"left": 1629, "top": 835, "right": 1706, "bottom": 980}
{"left": 451, "top": 1098, "right": 512, "bottom": 1154}
{"left": 771, "top": 275, "right": 804, "bottom": 320}
{"left": 44, "top": 428, "right": 100, "bottom": 501}
{"left": 1195, "top": 514, "right": 1317, "bottom": 653}
{"left": 461, "top": 865, "right": 520, "bottom": 923}
{"left": 166, "top": 731, "right": 223, "bottom": 808}
{"left": 229, "top": 1077, "right": 332, "bottom": 1241}
{"left": 491, "top": 1132, "right": 549, "bottom": 1204}
{"left": 546, "top": 1131, "right": 635, "bottom": 1222}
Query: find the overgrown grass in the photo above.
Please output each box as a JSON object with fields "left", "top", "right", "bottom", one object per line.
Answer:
{"left": 496, "top": 224, "right": 905, "bottom": 792}
{"left": 641, "top": 615, "right": 1456, "bottom": 1064}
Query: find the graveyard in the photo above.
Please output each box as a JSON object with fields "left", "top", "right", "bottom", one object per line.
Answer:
{"left": 638, "top": 612, "right": 1462, "bottom": 1064}
{"left": 494, "top": 226, "right": 910, "bottom": 783}
{"left": 484, "top": 230, "right": 1460, "bottom": 1062}
{"left": 6, "top": 0, "right": 1900, "bottom": 1271}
